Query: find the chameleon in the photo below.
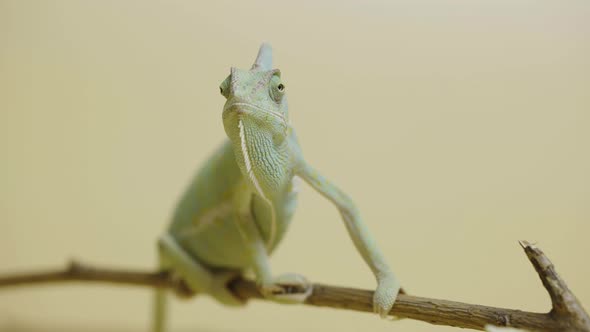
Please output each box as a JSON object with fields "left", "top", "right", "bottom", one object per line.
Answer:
{"left": 153, "top": 43, "right": 401, "bottom": 332}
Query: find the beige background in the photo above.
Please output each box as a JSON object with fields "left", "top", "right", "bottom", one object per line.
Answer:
{"left": 1, "top": 1, "right": 589, "bottom": 331}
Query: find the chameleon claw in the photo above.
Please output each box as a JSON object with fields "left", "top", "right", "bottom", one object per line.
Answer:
{"left": 259, "top": 273, "right": 312, "bottom": 304}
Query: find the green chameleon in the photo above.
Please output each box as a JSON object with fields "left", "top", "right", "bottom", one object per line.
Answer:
{"left": 153, "top": 43, "right": 401, "bottom": 332}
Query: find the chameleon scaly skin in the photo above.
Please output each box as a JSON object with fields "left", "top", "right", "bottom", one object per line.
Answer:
{"left": 152, "top": 44, "right": 400, "bottom": 332}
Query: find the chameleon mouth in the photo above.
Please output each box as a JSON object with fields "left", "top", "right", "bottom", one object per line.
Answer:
{"left": 228, "top": 102, "right": 287, "bottom": 125}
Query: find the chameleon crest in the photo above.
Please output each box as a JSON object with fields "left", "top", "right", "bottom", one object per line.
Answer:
{"left": 153, "top": 44, "right": 401, "bottom": 332}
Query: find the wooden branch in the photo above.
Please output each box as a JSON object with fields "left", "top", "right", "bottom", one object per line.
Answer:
{"left": 0, "top": 242, "right": 588, "bottom": 331}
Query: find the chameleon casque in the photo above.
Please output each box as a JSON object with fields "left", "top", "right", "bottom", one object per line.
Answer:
{"left": 153, "top": 44, "right": 400, "bottom": 331}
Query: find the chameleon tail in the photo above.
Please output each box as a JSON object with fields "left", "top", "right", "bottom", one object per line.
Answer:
{"left": 152, "top": 282, "right": 168, "bottom": 332}
{"left": 153, "top": 248, "right": 169, "bottom": 332}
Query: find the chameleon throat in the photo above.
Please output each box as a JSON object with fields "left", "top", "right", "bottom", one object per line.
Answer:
{"left": 238, "top": 119, "right": 276, "bottom": 250}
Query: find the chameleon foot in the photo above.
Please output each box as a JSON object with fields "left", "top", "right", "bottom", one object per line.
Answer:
{"left": 373, "top": 277, "right": 400, "bottom": 318}
{"left": 259, "top": 273, "right": 312, "bottom": 304}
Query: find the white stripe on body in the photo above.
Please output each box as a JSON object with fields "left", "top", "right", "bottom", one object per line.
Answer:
{"left": 178, "top": 201, "right": 233, "bottom": 238}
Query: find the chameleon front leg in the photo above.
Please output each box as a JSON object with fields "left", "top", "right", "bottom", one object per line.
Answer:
{"left": 296, "top": 162, "right": 401, "bottom": 317}
{"left": 232, "top": 181, "right": 312, "bottom": 303}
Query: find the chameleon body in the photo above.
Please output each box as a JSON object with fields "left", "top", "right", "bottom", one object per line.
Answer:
{"left": 153, "top": 44, "right": 400, "bottom": 332}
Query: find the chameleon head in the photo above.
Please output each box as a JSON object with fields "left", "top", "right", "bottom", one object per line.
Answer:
{"left": 220, "top": 44, "right": 292, "bottom": 198}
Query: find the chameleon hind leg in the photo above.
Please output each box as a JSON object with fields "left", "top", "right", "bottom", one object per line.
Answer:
{"left": 158, "top": 234, "right": 244, "bottom": 305}
{"left": 152, "top": 234, "right": 244, "bottom": 332}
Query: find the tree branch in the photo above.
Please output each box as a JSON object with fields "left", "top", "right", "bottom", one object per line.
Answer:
{"left": 0, "top": 242, "right": 588, "bottom": 331}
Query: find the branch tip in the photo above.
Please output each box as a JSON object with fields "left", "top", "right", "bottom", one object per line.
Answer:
{"left": 520, "top": 240, "right": 590, "bottom": 331}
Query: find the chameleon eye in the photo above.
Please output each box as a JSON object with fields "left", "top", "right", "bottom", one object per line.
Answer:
{"left": 269, "top": 75, "right": 284, "bottom": 102}
{"left": 219, "top": 75, "right": 231, "bottom": 98}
